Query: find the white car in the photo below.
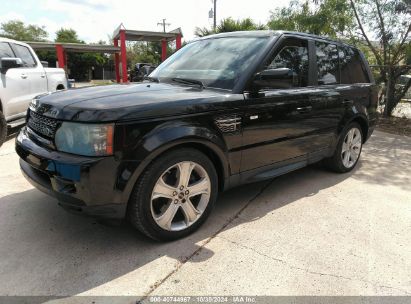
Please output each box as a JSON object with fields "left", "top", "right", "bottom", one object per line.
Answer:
{"left": 0, "top": 38, "right": 67, "bottom": 147}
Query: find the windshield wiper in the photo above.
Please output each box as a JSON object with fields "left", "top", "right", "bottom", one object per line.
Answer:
{"left": 144, "top": 76, "right": 160, "bottom": 83}
{"left": 172, "top": 77, "right": 205, "bottom": 89}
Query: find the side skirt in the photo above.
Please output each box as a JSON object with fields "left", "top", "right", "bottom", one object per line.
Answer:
{"left": 224, "top": 148, "right": 332, "bottom": 191}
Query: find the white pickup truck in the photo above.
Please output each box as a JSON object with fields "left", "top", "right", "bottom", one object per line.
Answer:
{"left": 0, "top": 38, "right": 67, "bottom": 147}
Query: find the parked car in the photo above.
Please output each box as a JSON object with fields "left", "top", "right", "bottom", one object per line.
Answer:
{"left": 398, "top": 75, "right": 411, "bottom": 100}
{"left": 131, "top": 63, "right": 156, "bottom": 82}
{"left": 16, "top": 31, "right": 378, "bottom": 241}
{"left": 0, "top": 38, "right": 67, "bottom": 147}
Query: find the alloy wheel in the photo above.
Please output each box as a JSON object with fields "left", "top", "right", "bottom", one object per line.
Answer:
{"left": 341, "top": 127, "right": 362, "bottom": 168}
{"left": 150, "top": 161, "right": 211, "bottom": 231}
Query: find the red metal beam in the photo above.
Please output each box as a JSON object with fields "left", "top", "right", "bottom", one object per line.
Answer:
{"left": 55, "top": 44, "right": 66, "bottom": 69}
{"left": 176, "top": 34, "right": 182, "bottom": 50}
{"left": 120, "top": 29, "right": 128, "bottom": 83}
{"left": 161, "top": 39, "right": 167, "bottom": 61}
{"left": 114, "top": 38, "right": 120, "bottom": 83}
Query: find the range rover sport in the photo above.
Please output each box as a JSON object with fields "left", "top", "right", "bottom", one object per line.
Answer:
{"left": 16, "top": 31, "right": 378, "bottom": 241}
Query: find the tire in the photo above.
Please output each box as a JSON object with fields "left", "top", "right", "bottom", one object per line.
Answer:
{"left": 0, "top": 111, "right": 7, "bottom": 148}
{"left": 127, "top": 148, "right": 218, "bottom": 241}
{"left": 325, "top": 122, "right": 363, "bottom": 173}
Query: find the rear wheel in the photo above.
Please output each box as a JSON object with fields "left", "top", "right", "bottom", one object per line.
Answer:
{"left": 0, "top": 111, "right": 6, "bottom": 148}
{"left": 325, "top": 122, "right": 363, "bottom": 173}
{"left": 127, "top": 148, "right": 218, "bottom": 241}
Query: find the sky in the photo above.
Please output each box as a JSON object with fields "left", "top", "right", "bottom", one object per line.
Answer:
{"left": 0, "top": 0, "right": 290, "bottom": 43}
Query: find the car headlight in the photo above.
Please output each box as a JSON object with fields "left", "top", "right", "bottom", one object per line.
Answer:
{"left": 55, "top": 122, "right": 114, "bottom": 156}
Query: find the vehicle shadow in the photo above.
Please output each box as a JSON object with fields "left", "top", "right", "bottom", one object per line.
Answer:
{"left": 0, "top": 162, "right": 358, "bottom": 297}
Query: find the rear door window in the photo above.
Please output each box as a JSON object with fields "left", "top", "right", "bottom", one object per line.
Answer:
{"left": 316, "top": 42, "right": 339, "bottom": 85}
{"left": 339, "top": 46, "right": 369, "bottom": 84}
{"left": 0, "top": 42, "right": 15, "bottom": 58}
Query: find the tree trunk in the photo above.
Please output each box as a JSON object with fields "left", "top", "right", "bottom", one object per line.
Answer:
{"left": 383, "top": 73, "right": 397, "bottom": 117}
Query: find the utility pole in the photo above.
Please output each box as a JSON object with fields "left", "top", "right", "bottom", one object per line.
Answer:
{"left": 213, "top": 0, "right": 217, "bottom": 30}
{"left": 157, "top": 19, "right": 170, "bottom": 33}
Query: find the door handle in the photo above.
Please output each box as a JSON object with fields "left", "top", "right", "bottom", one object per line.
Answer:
{"left": 40, "top": 74, "right": 46, "bottom": 78}
{"left": 21, "top": 74, "right": 28, "bottom": 79}
{"left": 296, "top": 106, "right": 312, "bottom": 113}
{"left": 249, "top": 115, "right": 259, "bottom": 120}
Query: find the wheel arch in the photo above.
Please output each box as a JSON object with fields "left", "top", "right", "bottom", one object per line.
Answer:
{"left": 147, "top": 140, "right": 227, "bottom": 191}
{"left": 350, "top": 116, "right": 369, "bottom": 143}
{"left": 119, "top": 123, "right": 231, "bottom": 204}
{"left": 338, "top": 111, "right": 370, "bottom": 144}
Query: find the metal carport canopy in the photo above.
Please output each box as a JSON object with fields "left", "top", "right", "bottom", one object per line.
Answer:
{"left": 27, "top": 41, "right": 120, "bottom": 53}
{"left": 112, "top": 28, "right": 183, "bottom": 42}
{"left": 112, "top": 26, "right": 183, "bottom": 83}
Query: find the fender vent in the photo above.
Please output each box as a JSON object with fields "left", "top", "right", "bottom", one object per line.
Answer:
{"left": 215, "top": 115, "right": 242, "bottom": 133}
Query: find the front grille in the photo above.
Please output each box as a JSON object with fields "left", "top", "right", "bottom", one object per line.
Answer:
{"left": 27, "top": 111, "right": 58, "bottom": 138}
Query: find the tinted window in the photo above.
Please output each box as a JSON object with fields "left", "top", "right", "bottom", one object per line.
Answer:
{"left": 339, "top": 46, "right": 369, "bottom": 84}
{"left": 0, "top": 42, "right": 15, "bottom": 58}
{"left": 264, "top": 45, "right": 309, "bottom": 89}
{"left": 151, "top": 37, "right": 271, "bottom": 90}
{"left": 13, "top": 44, "right": 36, "bottom": 67}
{"left": 316, "top": 42, "right": 339, "bottom": 85}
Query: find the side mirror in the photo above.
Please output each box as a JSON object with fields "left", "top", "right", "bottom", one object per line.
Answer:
{"left": 253, "top": 67, "right": 296, "bottom": 89}
{"left": 0, "top": 57, "right": 23, "bottom": 74}
{"left": 257, "top": 68, "right": 292, "bottom": 80}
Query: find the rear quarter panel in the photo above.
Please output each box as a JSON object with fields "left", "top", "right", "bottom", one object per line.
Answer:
{"left": 44, "top": 68, "right": 67, "bottom": 91}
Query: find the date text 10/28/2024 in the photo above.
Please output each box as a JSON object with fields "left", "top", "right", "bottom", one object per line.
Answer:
{"left": 148, "top": 296, "right": 256, "bottom": 303}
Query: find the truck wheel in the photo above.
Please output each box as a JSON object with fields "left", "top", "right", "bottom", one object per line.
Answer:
{"left": 0, "top": 111, "right": 7, "bottom": 148}
{"left": 325, "top": 122, "right": 363, "bottom": 173}
{"left": 127, "top": 148, "right": 218, "bottom": 241}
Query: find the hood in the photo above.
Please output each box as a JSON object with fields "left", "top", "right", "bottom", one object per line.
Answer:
{"left": 32, "top": 83, "right": 242, "bottom": 122}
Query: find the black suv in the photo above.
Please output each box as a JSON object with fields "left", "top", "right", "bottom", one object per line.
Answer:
{"left": 16, "top": 31, "right": 378, "bottom": 241}
{"left": 131, "top": 63, "right": 157, "bottom": 82}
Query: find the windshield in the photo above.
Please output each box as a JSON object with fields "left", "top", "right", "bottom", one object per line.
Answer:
{"left": 150, "top": 37, "right": 270, "bottom": 90}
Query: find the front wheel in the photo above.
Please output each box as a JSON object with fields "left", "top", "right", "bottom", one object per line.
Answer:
{"left": 127, "top": 148, "right": 218, "bottom": 241}
{"left": 325, "top": 122, "right": 363, "bottom": 173}
{"left": 0, "top": 111, "right": 7, "bottom": 148}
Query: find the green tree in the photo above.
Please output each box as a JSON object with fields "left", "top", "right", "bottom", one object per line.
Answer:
{"left": 0, "top": 20, "right": 48, "bottom": 41}
{"left": 194, "top": 17, "right": 266, "bottom": 37}
{"left": 128, "top": 42, "right": 163, "bottom": 66}
{"left": 55, "top": 28, "right": 81, "bottom": 43}
{"left": 267, "top": 0, "right": 354, "bottom": 38}
{"left": 349, "top": 0, "right": 411, "bottom": 116}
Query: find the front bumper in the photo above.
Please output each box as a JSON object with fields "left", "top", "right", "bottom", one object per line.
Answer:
{"left": 16, "top": 128, "right": 127, "bottom": 219}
